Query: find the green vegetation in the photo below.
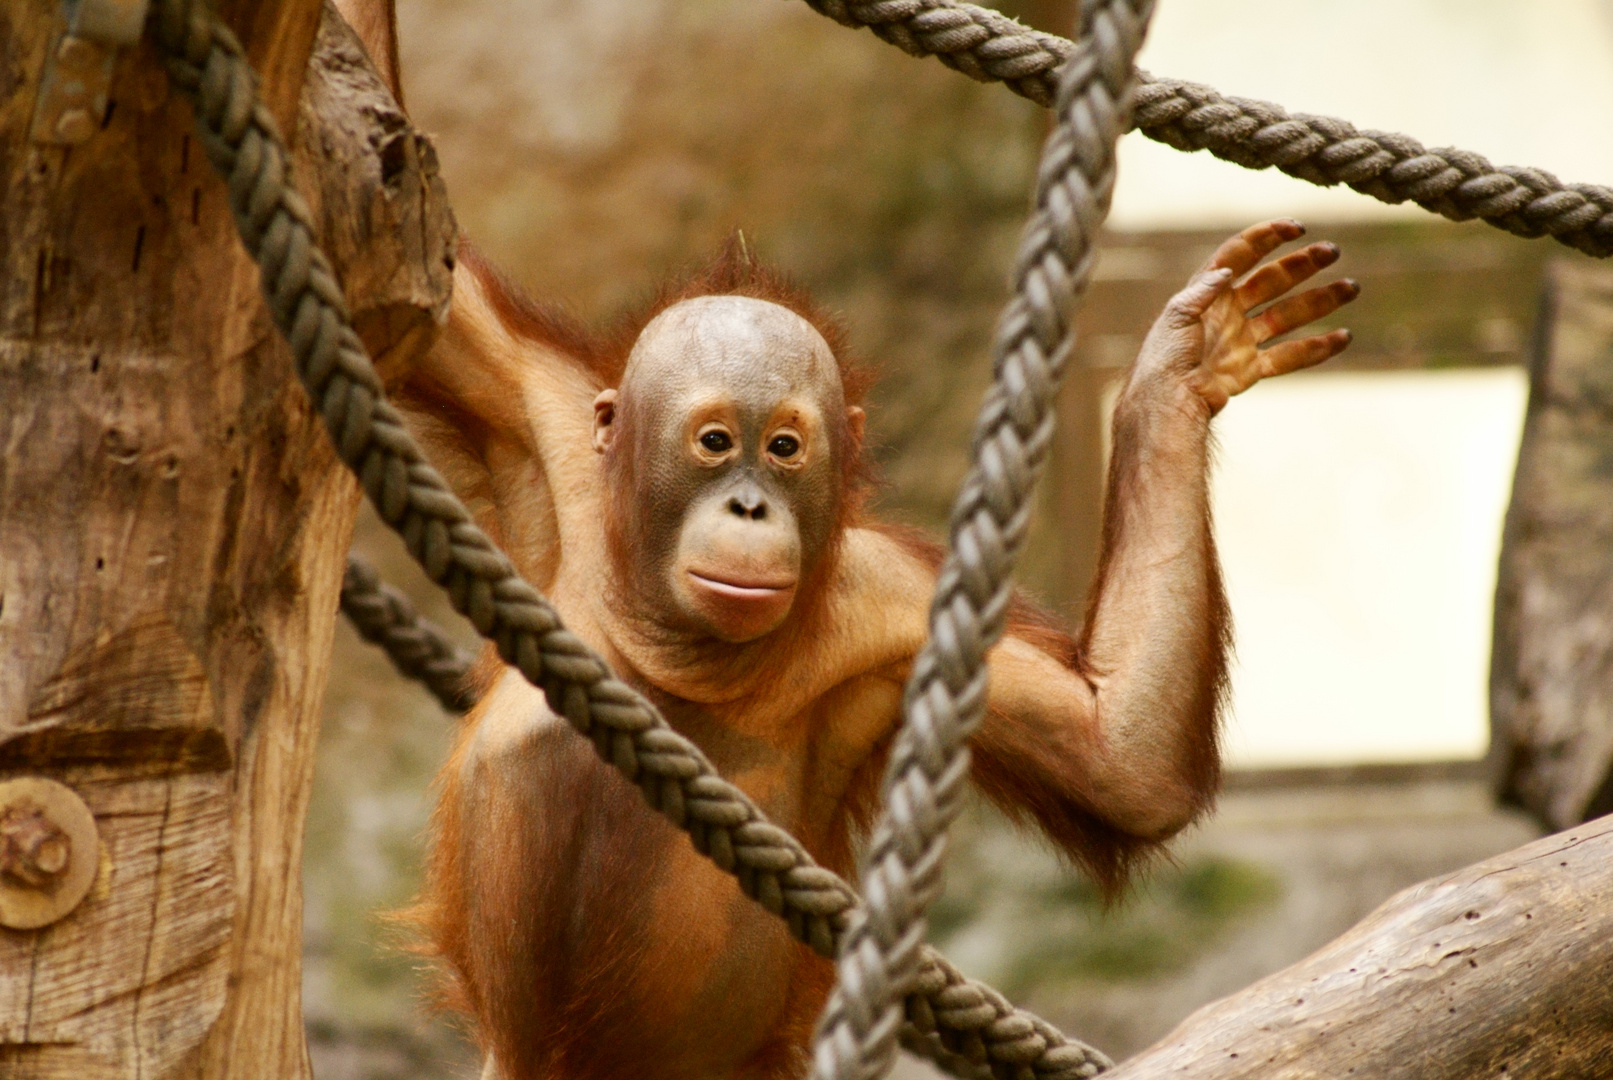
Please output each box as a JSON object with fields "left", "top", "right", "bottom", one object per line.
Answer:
{"left": 998, "top": 857, "right": 1282, "bottom": 992}
{"left": 926, "top": 801, "right": 1285, "bottom": 999}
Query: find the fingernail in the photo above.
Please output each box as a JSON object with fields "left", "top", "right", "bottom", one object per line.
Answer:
{"left": 1318, "top": 242, "right": 1341, "bottom": 260}
{"left": 1340, "top": 329, "right": 1354, "bottom": 343}
{"left": 1345, "top": 278, "right": 1361, "bottom": 296}
{"left": 1287, "top": 218, "right": 1307, "bottom": 234}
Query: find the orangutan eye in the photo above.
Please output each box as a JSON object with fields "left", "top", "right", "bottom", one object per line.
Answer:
{"left": 769, "top": 434, "right": 800, "bottom": 459}
{"left": 700, "top": 430, "right": 733, "bottom": 454}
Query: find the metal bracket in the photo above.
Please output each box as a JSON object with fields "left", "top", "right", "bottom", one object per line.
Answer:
{"left": 30, "top": 0, "right": 152, "bottom": 145}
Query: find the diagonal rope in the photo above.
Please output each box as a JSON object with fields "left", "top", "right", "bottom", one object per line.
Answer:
{"left": 145, "top": 2, "right": 1105, "bottom": 1076}
{"left": 340, "top": 555, "right": 477, "bottom": 713}
{"left": 799, "top": 0, "right": 1613, "bottom": 259}
{"left": 810, "top": 3, "right": 1151, "bottom": 1079}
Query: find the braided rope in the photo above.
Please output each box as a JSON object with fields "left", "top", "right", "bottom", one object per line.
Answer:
{"left": 804, "top": 0, "right": 1072, "bottom": 105}
{"left": 800, "top": 0, "right": 1613, "bottom": 259}
{"left": 341, "top": 555, "right": 478, "bottom": 713}
{"left": 146, "top": 2, "right": 1101, "bottom": 1075}
{"left": 809, "top": 3, "right": 1149, "bottom": 1079}
{"left": 1130, "top": 77, "right": 1613, "bottom": 256}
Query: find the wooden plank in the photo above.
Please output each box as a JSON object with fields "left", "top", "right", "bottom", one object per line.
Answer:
{"left": 1221, "top": 760, "right": 1487, "bottom": 793}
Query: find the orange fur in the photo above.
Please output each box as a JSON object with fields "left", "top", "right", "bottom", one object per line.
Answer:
{"left": 397, "top": 240, "right": 1226, "bottom": 1080}
{"left": 340, "top": 0, "right": 1244, "bottom": 1052}
{"left": 870, "top": 523, "right": 1197, "bottom": 898}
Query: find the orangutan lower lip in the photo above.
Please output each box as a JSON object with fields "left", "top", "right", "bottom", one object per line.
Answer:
{"left": 687, "top": 571, "right": 796, "bottom": 599}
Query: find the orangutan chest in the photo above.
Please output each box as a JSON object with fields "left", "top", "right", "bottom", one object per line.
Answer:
{"left": 657, "top": 672, "right": 904, "bottom": 838}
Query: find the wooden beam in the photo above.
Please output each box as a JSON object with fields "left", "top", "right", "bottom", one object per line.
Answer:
{"left": 1105, "top": 814, "right": 1613, "bottom": 1079}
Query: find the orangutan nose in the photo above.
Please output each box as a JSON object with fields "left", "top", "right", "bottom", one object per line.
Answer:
{"left": 728, "top": 489, "right": 768, "bottom": 521}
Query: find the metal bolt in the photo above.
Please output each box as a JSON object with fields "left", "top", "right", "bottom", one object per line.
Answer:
{"left": 0, "top": 800, "right": 73, "bottom": 890}
{"left": 0, "top": 778, "right": 97, "bottom": 929}
{"left": 54, "top": 108, "right": 97, "bottom": 143}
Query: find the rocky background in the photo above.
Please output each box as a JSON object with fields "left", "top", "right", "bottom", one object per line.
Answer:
{"left": 302, "top": 2, "right": 1555, "bottom": 1076}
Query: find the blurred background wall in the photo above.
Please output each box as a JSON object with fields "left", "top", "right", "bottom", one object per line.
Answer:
{"left": 302, "top": 1, "right": 1613, "bottom": 1076}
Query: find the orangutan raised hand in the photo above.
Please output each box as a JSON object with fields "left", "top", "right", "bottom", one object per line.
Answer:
{"left": 1137, "top": 218, "right": 1359, "bottom": 414}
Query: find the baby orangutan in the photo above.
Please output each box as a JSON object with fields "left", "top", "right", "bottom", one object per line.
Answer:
{"left": 398, "top": 220, "right": 1358, "bottom": 1080}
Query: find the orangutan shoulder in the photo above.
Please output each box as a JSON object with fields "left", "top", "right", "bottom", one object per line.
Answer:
{"left": 463, "top": 668, "right": 564, "bottom": 769}
{"left": 820, "top": 527, "right": 933, "bottom": 671}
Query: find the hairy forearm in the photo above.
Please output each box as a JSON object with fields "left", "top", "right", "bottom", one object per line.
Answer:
{"left": 981, "top": 222, "right": 1352, "bottom": 844}
{"left": 1077, "top": 371, "right": 1226, "bottom": 834}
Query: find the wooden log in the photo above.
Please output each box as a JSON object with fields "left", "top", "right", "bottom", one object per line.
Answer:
{"left": 1103, "top": 814, "right": 1613, "bottom": 1079}
{"left": 1491, "top": 260, "right": 1613, "bottom": 829}
{"left": 0, "top": 2, "right": 453, "bottom": 1076}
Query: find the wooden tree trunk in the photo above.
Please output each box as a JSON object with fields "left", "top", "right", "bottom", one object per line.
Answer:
{"left": 0, "top": 2, "right": 454, "bottom": 1076}
{"left": 1491, "top": 259, "right": 1613, "bottom": 829}
{"left": 1105, "top": 814, "right": 1613, "bottom": 1079}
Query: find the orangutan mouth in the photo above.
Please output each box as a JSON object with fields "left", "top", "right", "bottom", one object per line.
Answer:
{"left": 687, "top": 571, "right": 797, "bottom": 600}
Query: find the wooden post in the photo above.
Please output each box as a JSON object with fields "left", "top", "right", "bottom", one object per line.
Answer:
{"left": 0, "top": 1, "right": 454, "bottom": 1075}
{"left": 1491, "top": 260, "right": 1613, "bottom": 829}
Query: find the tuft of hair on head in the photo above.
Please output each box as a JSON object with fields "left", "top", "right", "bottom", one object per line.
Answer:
{"left": 458, "top": 232, "right": 873, "bottom": 413}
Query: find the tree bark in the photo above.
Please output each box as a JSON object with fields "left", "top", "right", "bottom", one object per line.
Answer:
{"left": 1491, "top": 259, "right": 1613, "bottom": 830}
{"left": 0, "top": 2, "right": 454, "bottom": 1076}
{"left": 1105, "top": 814, "right": 1613, "bottom": 1079}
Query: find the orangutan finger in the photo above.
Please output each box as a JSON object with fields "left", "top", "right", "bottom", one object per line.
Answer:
{"left": 1161, "top": 267, "right": 1235, "bottom": 328}
{"left": 1203, "top": 219, "right": 1307, "bottom": 278}
{"left": 1235, "top": 242, "right": 1341, "bottom": 311}
{"left": 1259, "top": 329, "right": 1353, "bottom": 378}
{"left": 1251, "top": 279, "right": 1360, "bottom": 344}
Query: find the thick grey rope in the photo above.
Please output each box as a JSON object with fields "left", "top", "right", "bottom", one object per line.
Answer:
{"left": 341, "top": 555, "right": 477, "bottom": 713}
{"left": 801, "top": 0, "right": 1613, "bottom": 259}
{"left": 810, "top": 3, "right": 1148, "bottom": 1079}
{"left": 145, "top": 3, "right": 1101, "bottom": 1076}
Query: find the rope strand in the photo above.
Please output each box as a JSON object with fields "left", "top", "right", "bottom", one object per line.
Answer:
{"left": 798, "top": 0, "right": 1613, "bottom": 258}
{"left": 340, "top": 555, "right": 477, "bottom": 713}
{"left": 810, "top": 3, "right": 1150, "bottom": 1078}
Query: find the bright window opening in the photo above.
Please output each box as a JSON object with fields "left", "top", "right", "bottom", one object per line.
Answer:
{"left": 1209, "top": 368, "right": 1528, "bottom": 767}
{"left": 1102, "top": 367, "right": 1529, "bottom": 767}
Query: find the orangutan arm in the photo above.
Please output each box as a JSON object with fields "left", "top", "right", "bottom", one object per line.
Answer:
{"left": 974, "top": 220, "right": 1357, "bottom": 868}
{"left": 972, "top": 385, "right": 1223, "bottom": 857}
{"left": 393, "top": 255, "right": 605, "bottom": 593}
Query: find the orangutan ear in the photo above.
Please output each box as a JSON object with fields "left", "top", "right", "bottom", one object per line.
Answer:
{"left": 593, "top": 389, "right": 618, "bottom": 454}
{"left": 845, "top": 406, "right": 866, "bottom": 453}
